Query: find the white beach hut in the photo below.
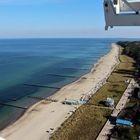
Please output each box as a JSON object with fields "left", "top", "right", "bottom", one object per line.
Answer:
{"left": 105, "top": 98, "right": 114, "bottom": 107}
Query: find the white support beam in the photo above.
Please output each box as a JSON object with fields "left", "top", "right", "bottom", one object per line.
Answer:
{"left": 122, "top": 0, "right": 137, "bottom": 12}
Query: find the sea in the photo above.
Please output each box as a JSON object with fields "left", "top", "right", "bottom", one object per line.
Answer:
{"left": 0, "top": 38, "right": 130, "bottom": 130}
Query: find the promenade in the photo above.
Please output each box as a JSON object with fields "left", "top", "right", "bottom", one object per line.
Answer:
{"left": 96, "top": 79, "right": 136, "bottom": 140}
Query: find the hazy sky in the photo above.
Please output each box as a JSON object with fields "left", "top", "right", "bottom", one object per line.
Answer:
{"left": 0, "top": 0, "right": 140, "bottom": 38}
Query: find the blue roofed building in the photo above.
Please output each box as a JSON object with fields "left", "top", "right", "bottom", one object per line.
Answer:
{"left": 116, "top": 119, "right": 133, "bottom": 126}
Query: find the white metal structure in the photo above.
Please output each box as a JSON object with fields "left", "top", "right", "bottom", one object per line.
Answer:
{"left": 0, "top": 137, "right": 6, "bottom": 140}
{"left": 104, "top": 0, "right": 140, "bottom": 30}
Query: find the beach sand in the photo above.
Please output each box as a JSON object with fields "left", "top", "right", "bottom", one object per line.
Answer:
{"left": 0, "top": 43, "right": 120, "bottom": 140}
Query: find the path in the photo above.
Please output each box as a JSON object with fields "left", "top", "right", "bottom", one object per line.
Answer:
{"left": 96, "top": 79, "right": 136, "bottom": 140}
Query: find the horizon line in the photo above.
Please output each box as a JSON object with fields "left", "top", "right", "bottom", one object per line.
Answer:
{"left": 0, "top": 37, "right": 140, "bottom": 39}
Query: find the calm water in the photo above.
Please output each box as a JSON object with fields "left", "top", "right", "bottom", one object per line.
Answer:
{"left": 0, "top": 38, "right": 115, "bottom": 129}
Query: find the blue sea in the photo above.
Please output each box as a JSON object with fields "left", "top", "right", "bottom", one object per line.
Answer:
{"left": 0, "top": 38, "right": 120, "bottom": 130}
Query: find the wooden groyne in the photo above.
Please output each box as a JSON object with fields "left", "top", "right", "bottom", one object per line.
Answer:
{"left": 48, "top": 74, "right": 79, "bottom": 78}
{"left": 0, "top": 102, "right": 28, "bottom": 110}
{"left": 63, "top": 67, "right": 89, "bottom": 71}
{"left": 28, "top": 96, "right": 58, "bottom": 102}
{"left": 82, "top": 63, "right": 94, "bottom": 66}
{"left": 24, "top": 84, "right": 61, "bottom": 90}
{"left": 88, "top": 56, "right": 100, "bottom": 58}
{"left": 70, "top": 63, "right": 92, "bottom": 66}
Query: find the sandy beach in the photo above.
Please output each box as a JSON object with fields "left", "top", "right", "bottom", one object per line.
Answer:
{"left": 0, "top": 43, "right": 120, "bottom": 140}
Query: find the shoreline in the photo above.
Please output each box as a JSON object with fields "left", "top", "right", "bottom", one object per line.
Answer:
{"left": 0, "top": 43, "right": 119, "bottom": 140}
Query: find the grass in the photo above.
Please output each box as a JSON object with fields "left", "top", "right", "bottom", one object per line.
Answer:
{"left": 51, "top": 106, "right": 112, "bottom": 140}
{"left": 50, "top": 47, "right": 136, "bottom": 140}
{"left": 89, "top": 53, "right": 135, "bottom": 107}
{"left": 89, "top": 82, "right": 127, "bottom": 106}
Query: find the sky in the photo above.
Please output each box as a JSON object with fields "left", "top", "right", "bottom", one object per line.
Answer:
{"left": 0, "top": 0, "right": 140, "bottom": 38}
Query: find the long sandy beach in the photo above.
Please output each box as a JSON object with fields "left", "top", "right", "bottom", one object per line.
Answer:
{"left": 0, "top": 43, "right": 119, "bottom": 140}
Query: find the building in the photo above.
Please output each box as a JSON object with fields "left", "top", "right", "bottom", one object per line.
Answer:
{"left": 62, "top": 99, "right": 79, "bottom": 105}
{"left": 62, "top": 98, "right": 87, "bottom": 105}
{"left": 105, "top": 98, "right": 114, "bottom": 107}
{"left": 80, "top": 94, "right": 90, "bottom": 103}
{"left": 116, "top": 119, "right": 133, "bottom": 126}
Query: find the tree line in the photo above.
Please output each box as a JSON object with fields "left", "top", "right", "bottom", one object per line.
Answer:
{"left": 117, "top": 41, "right": 140, "bottom": 76}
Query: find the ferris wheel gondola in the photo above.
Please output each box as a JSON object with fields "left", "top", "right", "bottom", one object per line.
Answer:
{"left": 104, "top": 0, "right": 140, "bottom": 30}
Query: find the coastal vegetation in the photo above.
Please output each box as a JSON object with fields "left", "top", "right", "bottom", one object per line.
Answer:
{"left": 118, "top": 41, "right": 140, "bottom": 76}
{"left": 110, "top": 41, "right": 140, "bottom": 140}
{"left": 50, "top": 45, "right": 136, "bottom": 140}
